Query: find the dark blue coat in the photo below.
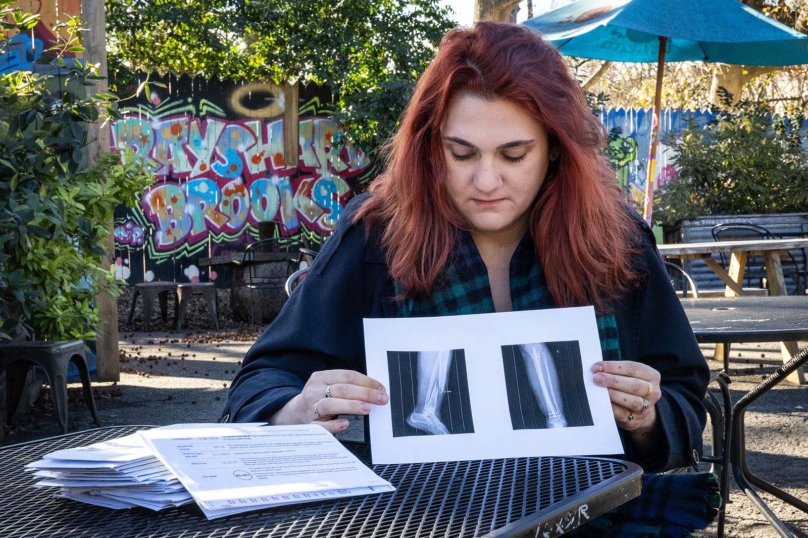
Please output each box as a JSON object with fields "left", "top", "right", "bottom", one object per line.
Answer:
{"left": 222, "top": 194, "right": 709, "bottom": 472}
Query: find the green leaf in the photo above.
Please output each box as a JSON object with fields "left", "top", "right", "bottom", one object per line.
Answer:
{"left": 12, "top": 288, "right": 24, "bottom": 304}
{"left": 28, "top": 225, "right": 51, "bottom": 238}
{"left": 18, "top": 13, "right": 40, "bottom": 30}
{"left": 70, "top": 122, "right": 84, "bottom": 143}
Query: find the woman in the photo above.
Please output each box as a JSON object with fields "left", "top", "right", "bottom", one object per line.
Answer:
{"left": 222, "top": 22, "right": 709, "bottom": 474}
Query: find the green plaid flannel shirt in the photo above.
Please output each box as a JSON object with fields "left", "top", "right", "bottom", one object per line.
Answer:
{"left": 395, "top": 229, "right": 621, "bottom": 362}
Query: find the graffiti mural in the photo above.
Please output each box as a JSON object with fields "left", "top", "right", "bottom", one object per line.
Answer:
{"left": 598, "top": 108, "right": 715, "bottom": 212}
{"left": 1, "top": 0, "right": 82, "bottom": 74}
{"left": 112, "top": 76, "right": 374, "bottom": 285}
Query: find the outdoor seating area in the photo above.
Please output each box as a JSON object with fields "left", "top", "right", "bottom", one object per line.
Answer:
{"left": 1, "top": 334, "right": 805, "bottom": 537}
{"left": 3, "top": 0, "right": 808, "bottom": 536}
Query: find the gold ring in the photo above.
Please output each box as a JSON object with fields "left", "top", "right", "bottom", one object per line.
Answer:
{"left": 646, "top": 381, "right": 654, "bottom": 397}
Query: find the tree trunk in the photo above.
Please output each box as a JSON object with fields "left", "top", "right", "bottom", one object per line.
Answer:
{"left": 82, "top": 0, "right": 119, "bottom": 382}
{"left": 708, "top": 0, "right": 802, "bottom": 108}
{"left": 475, "top": 0, "right": 522, "bottom": 22}
{"left": 708, "top": 65, "right": 773, "bottom": 107}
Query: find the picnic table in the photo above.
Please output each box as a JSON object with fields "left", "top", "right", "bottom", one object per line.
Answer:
{"left": 660, "top": 237, "right": 808, "bottom": 384}
{"left": 0, "top": 426, "right": 642, "bottom": 538}
{"left": 681, "top": 296, "right": 808, "bottom": 537}
{"left": 658, "top": 238, "right": 808, "bottom": 297}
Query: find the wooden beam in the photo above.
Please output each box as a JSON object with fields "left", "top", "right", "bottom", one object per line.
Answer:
{"left": 82, "top": 0, "right": 119, "bottom": 382}
{"left": 702, "top": 257, "right": 746, "bottom": 297}
{"left": 725, "top": 251, "right": 747, "bottom": 297}
{"left": 283, "top": 81, "right": 299, "bottom": 169}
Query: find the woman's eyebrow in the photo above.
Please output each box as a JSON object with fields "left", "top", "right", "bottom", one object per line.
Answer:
{"left": 443, "top": 136, "right": 535, "bottom": 150}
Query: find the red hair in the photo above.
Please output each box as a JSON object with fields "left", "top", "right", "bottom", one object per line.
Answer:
{"left": 355, "top": 22, "right": 641, "bottom": 311}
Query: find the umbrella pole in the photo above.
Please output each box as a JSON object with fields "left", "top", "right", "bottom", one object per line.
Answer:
{"left": 643, "top": 36, "right": 668, "bottom": 224}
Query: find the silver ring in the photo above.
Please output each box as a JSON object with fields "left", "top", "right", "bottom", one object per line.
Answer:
{"left": 627, "top": 413, "right": 634, "bottom": 422}
{"left": 325, "top": 385, "right": 332, "bottom": 398}
{"left": 639, "top": 399, "right": 649, "bottom": 414}
{"left": 314, "top": 402, "right": 321, "bottom": 418}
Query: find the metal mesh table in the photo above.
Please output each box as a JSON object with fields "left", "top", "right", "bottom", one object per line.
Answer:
{"left": 0, "top": 426, "right": 642, "bottom": 538}
{"left": 682, "top": 297, "right": 808, "bottom": 537}
{"left": 681, "top": 296, "right": 808, "bottom": 344}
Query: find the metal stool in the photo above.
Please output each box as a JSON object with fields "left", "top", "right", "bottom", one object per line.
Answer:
{"left": 0, "top": 340, "right": 100, "bottom": 434}
{"left": 127, "top": 282, "right": 179, "bottom": 332}
{"left": 177, "top": 283, "right": 219, "bottom": 331}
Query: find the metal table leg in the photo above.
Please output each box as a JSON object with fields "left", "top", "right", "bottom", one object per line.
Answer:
{"left": 702, "top": 372, "right": 732, "bottom": 538}
{"left": 731, "top": 346, "right": 808, "bottom": 537}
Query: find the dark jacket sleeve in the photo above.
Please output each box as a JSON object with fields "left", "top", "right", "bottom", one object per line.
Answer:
{"left": 220, "top": 194, "right": 389, "bottom": 423}
{"left": 613, "top": 214, "right": 709, "bottom": 472}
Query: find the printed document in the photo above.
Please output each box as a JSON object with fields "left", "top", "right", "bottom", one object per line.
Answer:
{"left": 364, "top": 306, "right": 624, "bottom": 464}
{"left": 139, "top": 424, "right": 394, "bottom": 519}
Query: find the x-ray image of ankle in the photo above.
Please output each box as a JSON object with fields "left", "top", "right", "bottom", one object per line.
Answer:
{"left": 406, "top": 350, "right": 452, "bottom": 435}
{"left": 520, "top": 343, "right": 567, "bottom": 428}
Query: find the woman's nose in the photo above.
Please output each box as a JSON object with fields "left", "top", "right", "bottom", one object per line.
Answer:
{"left": 472, "top": 158, "right": 501, "bottom": 193}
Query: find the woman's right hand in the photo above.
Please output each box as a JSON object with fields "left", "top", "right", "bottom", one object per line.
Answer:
{"left": 269, "top": 369, "right": 389, "bottom": 434}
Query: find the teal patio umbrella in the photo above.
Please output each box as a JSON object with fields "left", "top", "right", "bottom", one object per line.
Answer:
{"left": 524, "top": 0, "right": 808, "bottom": 223}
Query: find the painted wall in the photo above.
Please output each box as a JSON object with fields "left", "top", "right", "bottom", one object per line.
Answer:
{"left": 599, "top": 108, "right": 716, "bottom": 212}
{"left": 1, "top": 0, "right": 82, "bottom": 73}
{"left": 111, "top": 76, "right": 374, "bottom": 285}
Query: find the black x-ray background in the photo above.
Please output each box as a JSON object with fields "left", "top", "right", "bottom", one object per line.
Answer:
{"left": 501, "top": 341, "right": 593, "bottom": 430}
{"left": 387, "top": 349, "right": 475, "bottom": 437}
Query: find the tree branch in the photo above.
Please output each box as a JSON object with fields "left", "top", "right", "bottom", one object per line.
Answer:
{"left": 582, "top": 61, "right": 612, "bottom": 90}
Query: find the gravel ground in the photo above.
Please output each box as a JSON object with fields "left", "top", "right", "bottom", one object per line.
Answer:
{"left": 2, "top": 294, "right": 806, "bottom": 537}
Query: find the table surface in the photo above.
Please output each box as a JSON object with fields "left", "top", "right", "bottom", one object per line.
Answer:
{"left": 0, "top": 426, "right": 642, "bottom": 538}
{"left": 658, "top": 237, "right": 808, "bottom": 256}
{"left": 681, "top": 296, "right": 808, "bottom": 344}
{"left": 199, "top": 252, "right": 297, "bottom": 267}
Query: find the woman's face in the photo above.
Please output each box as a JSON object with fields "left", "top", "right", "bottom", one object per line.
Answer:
{"left": 442, "top": 94, "right": 552, "bottom": 241}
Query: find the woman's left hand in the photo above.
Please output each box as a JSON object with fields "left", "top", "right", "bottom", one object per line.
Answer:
{"left": 591, "top": 361, "right": 661, "bottom": 435}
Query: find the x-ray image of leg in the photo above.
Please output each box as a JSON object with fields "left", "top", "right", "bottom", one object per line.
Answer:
{"left": 520, "top": 343, "right": 567, "bottom": 428}
{"left": 406, "top": 350, "right": 452, "bottom": 435}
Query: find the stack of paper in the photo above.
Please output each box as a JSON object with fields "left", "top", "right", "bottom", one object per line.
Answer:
{"left": 26, "top": 429, "right": 193, "bottom": 511}
{"left": 27, "top": 423, "right": 395, "bottom": 520}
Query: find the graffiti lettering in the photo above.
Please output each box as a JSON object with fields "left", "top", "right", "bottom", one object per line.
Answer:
{"left": 114, "top": 221, "right": 145, "bottom": 247}
{"left": 0, "top": 0, "right": 82, "bottom": 74}
{"left": 113, "top": 112, "right": 369, "bottom": 248}
{"left": 533, "top": 503, "right": 591, "bottom": 538}
{"left": 0, "top": 35, "right": 44, "bottom": 74}
{"left": 141, "top": 176, "right": 346, "bottom": 248}
{"left": 113, "top": 116, "right": 366, "bottom": 182}
{"left": 111, "top": 80, "right": 372, "bottom": 284}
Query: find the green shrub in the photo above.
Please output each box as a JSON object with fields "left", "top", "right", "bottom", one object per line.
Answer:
{"left": 654, "top": 98, "right": 808, "bottom": 226}
{"left": 0, "top": 1, "right": 154, "bottom": 341}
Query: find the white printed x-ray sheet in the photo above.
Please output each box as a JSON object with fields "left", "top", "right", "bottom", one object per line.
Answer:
{"left": 364, "top": 307, "right": 623, "bottom": 464}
